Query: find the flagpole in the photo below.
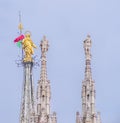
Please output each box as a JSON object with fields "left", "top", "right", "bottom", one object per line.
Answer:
{"left": 18, "top": 11, "right": 24, "bottom": 60}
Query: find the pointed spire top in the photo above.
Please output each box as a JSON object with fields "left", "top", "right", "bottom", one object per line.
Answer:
{"left": 18, "top": 11, "right": 23, "bottom": 34}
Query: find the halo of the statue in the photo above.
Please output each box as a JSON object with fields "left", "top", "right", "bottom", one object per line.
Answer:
{"left": 25, "top": 31, "right": 32, "bottom": 36}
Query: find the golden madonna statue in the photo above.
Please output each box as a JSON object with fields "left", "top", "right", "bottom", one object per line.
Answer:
{"left": 22, "top": 32, "right": 37, "bottom": 62}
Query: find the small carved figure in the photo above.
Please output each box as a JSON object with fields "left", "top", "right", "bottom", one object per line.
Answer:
{"left": 84, "top": 35, "right": 92, "bottom": 59}
{"left": 40, "top": 36, "right": 49, "bottom": 55}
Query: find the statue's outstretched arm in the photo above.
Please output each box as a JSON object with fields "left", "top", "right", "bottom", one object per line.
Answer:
{"left": 32, "top": 43, "right": 37, "bottom": 48}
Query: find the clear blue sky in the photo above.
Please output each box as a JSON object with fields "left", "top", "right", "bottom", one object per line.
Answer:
{"left": 0, "top": 0, "right": 120, "bottom": 123}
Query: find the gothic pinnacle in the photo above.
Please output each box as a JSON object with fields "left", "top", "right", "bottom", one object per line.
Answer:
{"left": 79, "top": 35, "right": 102, "bottom": 123}
{"left": 36, "top": 36, "right": 53, "bottom": 123}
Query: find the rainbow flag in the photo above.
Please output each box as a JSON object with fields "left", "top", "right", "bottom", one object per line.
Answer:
{"left": 14, "top": 35, "right": 24, "bottom": 48}
{"left": 14, "top": 35, "right": 24, "bottom": 43}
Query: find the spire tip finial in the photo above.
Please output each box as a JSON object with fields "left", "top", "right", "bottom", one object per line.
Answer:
{"left": 18, "top": 11, "right": 23, "bottom": 33}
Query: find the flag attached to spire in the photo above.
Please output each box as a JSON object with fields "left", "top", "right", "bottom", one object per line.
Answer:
{"left": 14, "top": 34, "right": 24, "bottom": 43}
{"left": 14, "top": 34, "right": 25, "bottom": 48}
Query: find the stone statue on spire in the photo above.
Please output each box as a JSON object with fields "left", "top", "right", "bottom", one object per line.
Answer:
{"left": 40, "top": 36, "right": 49, "bottom": 56}
{"left": 84, "top": 35, "right": 92, "bottom": 60}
